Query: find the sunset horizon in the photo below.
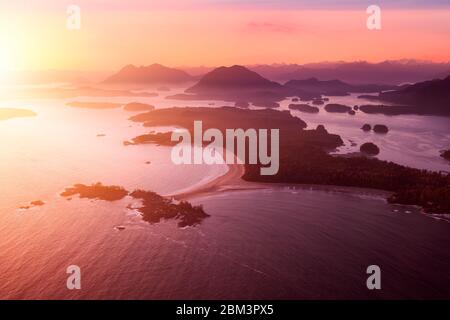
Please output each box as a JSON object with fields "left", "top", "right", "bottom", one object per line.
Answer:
{"left": 1, "top": 1, "right": 450, "bottom": 73}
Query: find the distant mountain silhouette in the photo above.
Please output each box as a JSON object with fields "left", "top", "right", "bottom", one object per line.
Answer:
{"left": 186, "top": 65, "right": 283, "bottom": 94}
{"left": 169, "top": 65, "right": 405, "bottom": 105}
{"left": 169, "top": 65, "right": 286, "bottom": 105}
{"left": 249, "top": 60, "right": 450, "bottom": 85}
{"left": 284, "top": 78, "right": 397, "bottom": 96}
{"left": 359, "top": 76, "right": 450, "bottom": 116}
{"left": 104, "top": 64, "right": 193, "bottom": 84}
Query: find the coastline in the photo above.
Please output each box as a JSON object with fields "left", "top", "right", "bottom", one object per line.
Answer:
{"left": 168, "top": 163, "right": 263, "bottom": 200}
{"left": 169, "top": 162, "right": 392, "bottom": 201}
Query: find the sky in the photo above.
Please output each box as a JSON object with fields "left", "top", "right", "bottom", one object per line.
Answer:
{"left": 0, "top": 0, "right": 449, "bottom": 72}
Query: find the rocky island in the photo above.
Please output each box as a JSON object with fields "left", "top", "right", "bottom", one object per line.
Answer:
{"left": 20, "top": 200, "right": 45, "bottom": 210}
{"left": 60, "top": 183, "right": 208, "bottom": 227}
{"left": 324, "top": 104, "right": 352, "bottom": 113}
{"left": 373, "top": 124, "right": 389, "bottom": 134}
{"left": 61, "top": 183, "right": 128, "bottom": 201}
{"left": 123, "top": 132, "right": 177, "bottom": 146}
{"left": 360, "top": 142, "right": 380, "bottom": 155}
{"left": 288, "top": 104, "right": 320, "bottom": 113}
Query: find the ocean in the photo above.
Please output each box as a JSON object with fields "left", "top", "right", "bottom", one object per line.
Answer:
{"left": 0, "top": 91, "right": 449, "bottom": 299}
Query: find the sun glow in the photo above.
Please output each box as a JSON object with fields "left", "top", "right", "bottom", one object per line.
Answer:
{"left": 0, "top": 28, "right": 21, "bottom": 84}
{"left": 0, "top": 47, "right": 14, "bottom": 83}
{"left": 0, "top": 4, "right": 449, "bottom": 74}
{"left": 0, "top": 46, "right": 10, "bottom": 69}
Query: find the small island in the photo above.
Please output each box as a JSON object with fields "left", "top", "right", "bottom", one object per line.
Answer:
{"left": 20, "top": 200, "right": 45, "bottom": 210}
{"left": 123, "top": 132, "right": 177, "bottom": 146}
{"left": 360, "top": 142, "right": 380, "bottom": 155}
{"left": 129, "top": 189, "right": 209, "bottom": 228}
{"left": 373, "top": 124, "right": 389, "bottom": 134}
{"left": 252, "top": 101, "right": 280, "bottom": 108}
{"left": 60, "top": 182, "right": 209, "bottom": 227}
{"left": 61, "top": 183, "right": 128, "bottom": 201}
{"left": 312, "top": 99, "right": 325, "bottom": 105}
{"left": 288, "top": 104, "right": 320, "bottom": 113}
{"left": 324, "top": 104, "right": 352, "bottom": 113}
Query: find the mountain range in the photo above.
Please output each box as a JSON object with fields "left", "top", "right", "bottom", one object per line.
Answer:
{"left": 249, "top": 60, "right": 450, "bottom": 85}
{"left": 170, "top": 65, "right": 400, "bottom": 103}
{"left": 100, "top": 62, "right": 450, "bottom": 116}
{"left": 284, "top": 78, "right": 397, "bottom": 96}
{"left": 103, "top": 63, "right": 193, "bottom": 84}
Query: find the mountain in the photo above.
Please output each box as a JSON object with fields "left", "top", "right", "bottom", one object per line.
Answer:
{"left": 103, "top": 64, "right": 193, "bottom": 84}
{"left": 284, "top": 78, "right": 397, "bottom": 96}
{"left": 359, "top": 75, "right": 450, "bottom": 116}
{"left": 185, "top": 65, "right": 283, "bottom": 94}
{"left": 168, "top": 65, "right": 286, "bottom": 105}
{"left": 249, "top": 60, "right": 450, "bottom": 85}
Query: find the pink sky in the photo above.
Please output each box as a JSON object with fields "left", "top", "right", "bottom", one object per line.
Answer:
{"left": 0, "top": 2, "right": 449, "bottom": 71}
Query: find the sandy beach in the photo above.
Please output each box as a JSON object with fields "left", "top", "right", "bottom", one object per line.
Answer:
{"left": 168, "top": 163, "right": 264, "bottom": 200}
{"left": 170, "top": 161, "right": 393, "bottom": 201}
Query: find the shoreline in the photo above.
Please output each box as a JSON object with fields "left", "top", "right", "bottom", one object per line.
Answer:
{"left": 169, "top": 163, "right": 393, "bottom": 201}
{"left": 168, "top": 163, "right": 263, "bottom": 200}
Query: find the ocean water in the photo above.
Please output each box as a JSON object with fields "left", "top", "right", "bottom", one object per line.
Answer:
{"left": 1, "top": 187, "right": 449, "bottom": 299}
{"left": 0, "top": 92, "right": 449, "bottom": 299}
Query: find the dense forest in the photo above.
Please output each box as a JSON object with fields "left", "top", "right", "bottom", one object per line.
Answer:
{"left": 244, "top": 144, "right": 450, "bottom": 214}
